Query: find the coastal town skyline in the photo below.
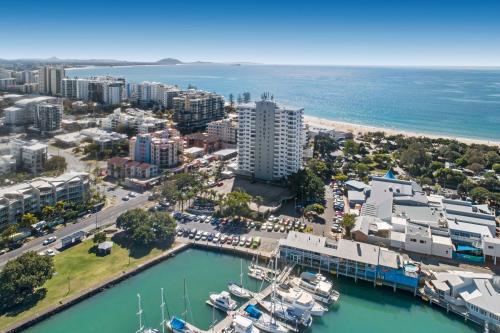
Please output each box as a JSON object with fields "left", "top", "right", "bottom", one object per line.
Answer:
{"left": 2, "top": 0, "right": 500, "bottom": 66}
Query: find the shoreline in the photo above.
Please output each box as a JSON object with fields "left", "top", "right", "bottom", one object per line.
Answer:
{"left": 304, "top": 115, "right": 500, "bottom": 147}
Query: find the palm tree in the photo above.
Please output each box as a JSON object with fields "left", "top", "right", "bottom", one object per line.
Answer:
{"left": 55, "top": 201, "right": 65, "bottom": 217}
{"left": 42, "top": 205, "right": 56, "bottom": 221}
{"left": 20, "top": 213, "right": 38, "bottom": 228}
{"left": 217, "top": 193, "right": 226, "bottom": 215}
{"left": 254, "top": 196, "right": 263, "bottom": 220}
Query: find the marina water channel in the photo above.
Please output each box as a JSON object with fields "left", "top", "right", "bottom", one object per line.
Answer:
{"left": 23, "top": 248, "right": 480, "bottom": 333}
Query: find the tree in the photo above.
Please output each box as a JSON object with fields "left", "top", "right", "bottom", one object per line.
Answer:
{"left": 304, "top": 204, "right": 325, "bottom": 219}
{"left": 0, "top": 252, "right": 54, "bottom": 310}
{"left": 493, "top": 163, "right": 500, "bottom": 174}
{"left": 54, "top": 201, "right": 65, "bottom": 217}
{"left": 469, "top": 187, "right": 490, "bottom": 203}
{"left": 43, "top": 156, "right": 67, "bottom": 174}
{"left": 354, "top": 163, "right": 370, "bottom": 178}
{"left": 254, "top": 195, "right": 263, "bottom": 219}
{"left": 334, "top": 173, "right": 349, "bottom": 182}
{"left": 42, "top": 205, "right": 55, "bottom": 220}
{"left": 307, "top": 158, "right": 329, "bottom": 179}
{"left": 288, "top": 169, "right": 325, "bottom": 205}
{"left": 242, "top": 92, "right": 251, "bottom": 103}
{"left": 161, "top": 181, "right": 179, "bottom": 203}
{"left": 20, "top": 213, "right": 38, "bottom": 228}
{"left": 116, "top": 209, "right": 176, "bottom": 245}
{"left": 341, "top": 214, "right": 356, "bottom": 238}
{"left": 93, "top": 231, "right": 107, "bottom": 244}
{"left": 314, "top": 135, "right": 339, "bottom": 158}
{"left": 229, "top": 93, "right": 234, "bottom": 106}
{"left": 343, "top": 140, "right": 360, "bottom": 156}
{"left": 467, "top": 163, "right": 484, "bottom": 174}
{"left": 222, "top": 189, "right": 253, "bottom": 218}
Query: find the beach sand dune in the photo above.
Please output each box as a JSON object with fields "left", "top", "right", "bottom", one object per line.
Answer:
{"left": 304, "top": 115, "right": 500, "bottom": 147}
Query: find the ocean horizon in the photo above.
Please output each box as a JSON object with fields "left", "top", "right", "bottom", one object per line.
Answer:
{"left": 68, "top": 64, "right": 500, "bottom": 141}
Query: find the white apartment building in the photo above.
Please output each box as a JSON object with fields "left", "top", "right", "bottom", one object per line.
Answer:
{"left": 5, "top": 96, "right": 58, "bottom": 127}
{"left": 0, "top": 172, "right": 90, "bottom": 228}
{"left": 38, "top": 66, "right": 64, "bottom": 96}
{"left": 31, "top": 102, "right": 63, "bottom": 134}
{"left": 0, "top": 155, "right": 16, "bottom": 175}
{"left": 63, "top": 76, "right": 125, "bottom": 105}
{"left": 100, "top": 108, "right": 167, "bottom": 133}
{"left": 237, "top": 99, "right": 305, "bottom": 181}
{"left": 10, "top": 139, "right": 48, "bottom": 175}
{"left": 207, "top": 118, "right": 238, "bottom": 144}
{"left": 130, "top": 81, "right": 180, "bottom": 108}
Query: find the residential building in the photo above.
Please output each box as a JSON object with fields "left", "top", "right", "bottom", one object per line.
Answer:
{"left": 207, "top": 118, "right": 238, "bottom": 144}
{"left": 107, "top": 156, "right": 159, "bottom": 179}
{"left": 10, "top": 139, "right": 48, "bottom": 175}
{"left": 31, "top": 102, "right": 63, "bottom": 134}
{"left": 129, "top": 129, "right": 183, "bottom": 168}
{"left": 133, "top": 81, "right": 180, "bottom": 107}
{"left": 0, "top": 78, "right": 16, "bottom": 91}
{"left": 61, "top": 78, "right": 78, "bottom": 99}
{"left": 54, "top": 128, "right": 127, "bottom": 150}
{"left": 184, "top": 132, "right": 222, "bottom": 154}
{"left": 100, "top": 108, "right": 167, "bottom": 134}
{"left": 0, "top": 172, "right": 89, "bottom": 227}
{"left": 172, "top": 90, "right": 225, "bottom": 133}
{"left": 0, "top": 155, "right": 16, "bottom": 175}
{"left": 6, "top": 96, "right": 58, "bottom": 127}
{"left": 237, "top": 99, "right": 305, "bottom": 181}
{"left": 38, "top": 66, "right": 64, "bottom": 96}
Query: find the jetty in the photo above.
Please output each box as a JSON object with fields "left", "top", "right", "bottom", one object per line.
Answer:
{"left": 185, "top": 264, "right": 295, "bottom": 333}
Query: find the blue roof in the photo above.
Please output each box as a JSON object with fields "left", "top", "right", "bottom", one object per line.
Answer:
{"left": 384, "top": 169, "right": 397, "bottom": 179}
{"left": 456, "top": 245, "right": 481, "bottom": 252}
{"left": 244, "top": 304, "right": 262, "bottom": 319}
{"left": 170, "top": 317, "right": 186, "bottom": 330}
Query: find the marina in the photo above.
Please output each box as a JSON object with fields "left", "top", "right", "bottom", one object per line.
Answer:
{"left": 20, "top": 248, "right": 481, "bottom": 333}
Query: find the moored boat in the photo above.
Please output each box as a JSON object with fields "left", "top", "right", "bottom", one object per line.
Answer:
{"left": 289, "top": 272, "right": 340, "bottom": 304}
{"left": 275, "top": 284, "right": 327, "bottom": 317}
{"left": 233, "top": 314, "right": 261, "bottom": 333}
{"left": 207, "top": 291, "right": 238, "bottom": 312}
{"left": 259, "top": 299, "right": 312, "bottom": 328}
{"left": 242, "top": 304, "right": 289, "bottom": 333}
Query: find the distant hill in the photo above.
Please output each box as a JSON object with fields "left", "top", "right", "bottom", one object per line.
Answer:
{"left": 156, "top": 58, "right": 183, "bottom": 65}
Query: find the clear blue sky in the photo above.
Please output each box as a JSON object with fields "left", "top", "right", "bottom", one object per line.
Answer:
{"left": 2, "top": 0, "right": 500, "bottom": 66}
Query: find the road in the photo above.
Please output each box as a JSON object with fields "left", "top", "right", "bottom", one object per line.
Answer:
{"left": 0, "top": 193, "right": 149, "bottom": 267}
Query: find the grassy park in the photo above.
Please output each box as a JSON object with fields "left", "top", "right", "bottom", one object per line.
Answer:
{"left": 0, "top": 237, "right": 179, "bottom": 330}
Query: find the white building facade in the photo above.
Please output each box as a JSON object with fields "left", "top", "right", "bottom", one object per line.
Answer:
{"left": 237, "top": 99, "right": 305, "bottom": 181}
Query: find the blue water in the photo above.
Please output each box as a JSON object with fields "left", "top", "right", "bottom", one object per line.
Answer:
{"left": 67, "top": 65, "right": 500, "bottom": 141}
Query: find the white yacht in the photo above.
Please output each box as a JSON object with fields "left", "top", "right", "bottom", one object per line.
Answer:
{"left": 135, "top": 294, "right": 160, "bottom": 333}
{"left": 248, "top": 267, "right": 271, "bottom": 282}
{"left": 243, "top": 304, "right": 289, "bottom": 333}
{"left": 289, "top": 272, "right": 340, "bottom": 304}
{"left": 275, "top": 284, "right": 327, "bottom": 316}
{"left": 233, "top": 314, "right": 260, "bottom": 333}
{"left": 207, "top": 291, "right": 238, "bottom": 312}
{"left": 259, "top": 299, "right": 312, "bottom": 328}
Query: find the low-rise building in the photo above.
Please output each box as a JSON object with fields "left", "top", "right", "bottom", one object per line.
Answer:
{"left": 107, "top": 156, "right": 159, "bottom": 179}
{"left": 184, "top": 132, "right": 222, "bottom": 154}
{"left": 0, "top": 172, "right": 90, "bottom": 228}
{"left": 0, "top": 155, "right": 16, "bottom": 175}
{"left": 423, "top": 271, "right": 500, "bottom": 329}
{"left": 10, "top": 139, "right": 48, "bottom": 175}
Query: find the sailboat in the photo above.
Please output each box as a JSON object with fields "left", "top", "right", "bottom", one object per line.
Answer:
{"left": 229, "top": 259, "right": 253, "bottom": 298}
{"left": 136, "top": 294, "right": 159, "bottom": 333}
{"left": 243, "top": 258, "right": 289, "bottom": 333}
{"left": 166, "top": 280, "right": 193, "bottom": 333}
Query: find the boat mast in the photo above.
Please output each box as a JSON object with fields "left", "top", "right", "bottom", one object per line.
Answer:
{"left": 160, "top": 288, "right": 166, "bottom": 333}
{"left": 183, "top": 279, "right": 187, "bottom": 323}
{"left": 136, "top": 294, "right": 144, "bottom": 333}
{"left": 240, "top": 258, "right": 244, "bottom": 294}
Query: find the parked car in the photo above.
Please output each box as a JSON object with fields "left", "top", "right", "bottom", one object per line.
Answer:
{"left": 45, "top": 249, "right": 56, "bottom": 256}
{"left": 232, "top": 236, "right": 239, "bottom": 246}
{"left": 239, "top": 237, "right": 246, "bottom": 246}
{"left": 245, "top": 237, "right": 253, "bottom": 247}
{"left": 122, "top": 196, "right": 129, "bottom": 201}
{"left": 220, "top": 235, "right": 228, "bottom": 244}
{"left": 43, "top": 236, "right": 57, "bottom": 245}
{"left": 266, "top": 224, "right": 274, "bottom": 232}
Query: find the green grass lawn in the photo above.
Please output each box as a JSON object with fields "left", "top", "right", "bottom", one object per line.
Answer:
{"left": 0, "top": 238, "right": 176, "bottom": 330}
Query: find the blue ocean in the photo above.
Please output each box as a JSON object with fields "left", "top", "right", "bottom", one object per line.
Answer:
{"left": 67, "top": 64, "right": 500, "bottom": 141}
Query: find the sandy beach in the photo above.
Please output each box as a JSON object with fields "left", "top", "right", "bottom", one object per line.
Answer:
{"left": 304, "top": 115, "right": 500, "bottom": 147}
